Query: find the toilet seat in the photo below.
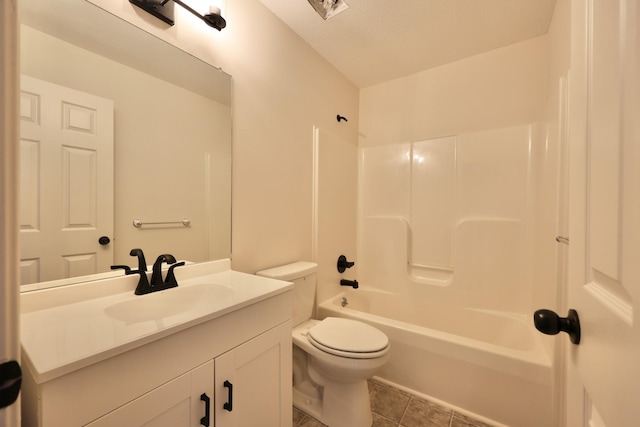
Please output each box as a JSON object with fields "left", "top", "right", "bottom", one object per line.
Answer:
{"left": 307, "top": 317, "right": 389, "bottom": 359}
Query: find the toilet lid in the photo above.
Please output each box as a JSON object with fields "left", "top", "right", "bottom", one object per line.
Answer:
{"left": 308, "top": 317, "right": 389, "bottom": 356}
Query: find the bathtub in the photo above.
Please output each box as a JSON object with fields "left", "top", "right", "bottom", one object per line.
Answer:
{"left": 317, "top": 289, "right": 555, "bottom": 427}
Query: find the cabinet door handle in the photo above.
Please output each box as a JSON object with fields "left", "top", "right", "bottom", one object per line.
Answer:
{"left": 223, "top": 380, "right": 233, "bottom": 412}
{"left": 200, "top": 393, "right": 211, "bottom": 426}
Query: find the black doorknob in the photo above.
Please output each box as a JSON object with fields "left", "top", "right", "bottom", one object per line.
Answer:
{"left": 98, "top": 236, "right": 111, "bottom": 245}
{"left": 533, "top": 309, "right": 581, "bottom": 345}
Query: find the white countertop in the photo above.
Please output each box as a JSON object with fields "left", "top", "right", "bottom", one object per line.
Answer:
{"left": 20, "top": 260, "right": 292, "bottom": 383}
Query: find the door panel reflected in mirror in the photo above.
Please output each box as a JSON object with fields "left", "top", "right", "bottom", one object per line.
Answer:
{"left": 19, "top": 0, "right": 232, "bottom": 289}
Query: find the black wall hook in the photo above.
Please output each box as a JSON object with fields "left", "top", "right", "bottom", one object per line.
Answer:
{"left": 337, "top": 114, "right": 348, "bottom": 122}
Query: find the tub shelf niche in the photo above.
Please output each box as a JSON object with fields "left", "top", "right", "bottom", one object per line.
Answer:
{"left": 362, "top": 215, "right": 525, "bottom": 295}
{"left": 361, "top": 215, "right": 454, "bottom": 287}
{"left": 407, "top": 263, "right": 453, "bottom": 286}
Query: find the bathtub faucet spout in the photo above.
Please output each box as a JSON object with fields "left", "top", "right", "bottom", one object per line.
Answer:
{"left": 340, "top": 279, "right": 358, "bottom": 289}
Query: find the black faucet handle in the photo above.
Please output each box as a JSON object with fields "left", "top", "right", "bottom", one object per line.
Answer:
{"left": 111, "top": 265, "right": 133, "bottom": 274}
{"left": 337, "top": 255, "right": 355, "bottom": 273}
{"left": 165, "top": 261, "right": 186, "bottom": 288}
{"left": 129, "top": 248, "right": 148, "bottom": 272}
{"left": 113, "top": 260, "right": 152, "bottom": 295}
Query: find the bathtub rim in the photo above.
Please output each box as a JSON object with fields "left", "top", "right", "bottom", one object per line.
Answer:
{"left": 318, "top": 292, "right": 553, "bottom": 386}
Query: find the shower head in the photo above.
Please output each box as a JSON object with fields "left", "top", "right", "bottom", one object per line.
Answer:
{"left": 307, "top": 0, "right": 349, "bottom": 20}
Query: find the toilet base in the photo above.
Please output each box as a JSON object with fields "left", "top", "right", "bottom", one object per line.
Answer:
{"left": 293, "top": 379, "right": 373, "bottom": 427}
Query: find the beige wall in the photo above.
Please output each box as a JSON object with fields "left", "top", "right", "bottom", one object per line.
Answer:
{"left": 314, "top": 128, "right": 358, "bottom": 305}
{"left": 86, "top": 0, "right": 360, "bottom": 274}
{"left": 359, "top": 35, "right": 549, "bottom": 147}
{"left": 219, "top": 0, "right": 359, "bottom": 273}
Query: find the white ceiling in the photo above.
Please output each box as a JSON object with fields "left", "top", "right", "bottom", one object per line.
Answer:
{"left": 256, "top": 0, "right": 558, "bottom": 88}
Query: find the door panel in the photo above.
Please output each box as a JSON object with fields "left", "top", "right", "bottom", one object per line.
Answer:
{"left": 86, "top": 360, "right": 213, "bottom": 427}
{"left": 19, "top": 75, "right": 114, "bottom": 284}
{"left": 567, "top": 0, "right": 640, "bottom": 425}
{"left": 215, "top": 323, "right": 292, "bottom": 427}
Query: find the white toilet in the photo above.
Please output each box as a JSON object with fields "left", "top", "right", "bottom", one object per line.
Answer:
{"left": 257, "top": 261, "right": 390, "bottom": 427}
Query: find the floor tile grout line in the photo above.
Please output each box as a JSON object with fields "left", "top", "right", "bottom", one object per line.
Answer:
{"left": 397, "top": 395, "right": 412, "bottom": 427}
{"left": 295, "top": 380, "right": 493, "bottom": 427}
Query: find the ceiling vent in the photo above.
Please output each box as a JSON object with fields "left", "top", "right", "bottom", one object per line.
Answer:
{"left": 307, "top": 0, "right": 349, "bottom": 20}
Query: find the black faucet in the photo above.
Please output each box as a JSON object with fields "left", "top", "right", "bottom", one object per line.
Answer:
{"left": 150, "top": 254, "right": 186, "bottom": 292}
{"left": 340, "top": 279, "right": 359, "bottom": 289}
{"left": 111, "top": 249, "right": 185, "bottom": 295}
{"left": 111, "top": 248, "right": 153, "bottom": 295}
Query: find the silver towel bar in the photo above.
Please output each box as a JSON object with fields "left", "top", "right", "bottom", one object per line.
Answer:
{"left": 133, "top": 218, "right": 191, "bottom": 228}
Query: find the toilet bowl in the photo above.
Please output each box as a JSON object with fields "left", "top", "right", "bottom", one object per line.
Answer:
{"left": 257, "top": 262, "right": 390, "bottom": 427}
{"left": 294, "top": 318, "right": 389, "bottom": 382}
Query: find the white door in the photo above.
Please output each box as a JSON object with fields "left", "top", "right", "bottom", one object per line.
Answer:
{"left": 566, "top": 0, "right": 640, "bottom": 425}
{"left": 19, "top": 75, "right": 114, "bottom": 285}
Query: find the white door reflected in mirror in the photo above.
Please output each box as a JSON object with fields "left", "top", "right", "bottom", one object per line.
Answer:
{"left": 19, "top": 75, "right": 114, "bottom": 285}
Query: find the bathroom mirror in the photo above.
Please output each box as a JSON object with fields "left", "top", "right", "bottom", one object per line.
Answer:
{"left": 19, "top": 0, "right": 232, "bottom": 288}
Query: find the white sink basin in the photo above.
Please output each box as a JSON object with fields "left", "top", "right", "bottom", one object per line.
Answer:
{"left": 20, "top": 259, "right": 294, "bottom": 383}
{"left": 105, "top": 283, "right": 234, "bottom": 323}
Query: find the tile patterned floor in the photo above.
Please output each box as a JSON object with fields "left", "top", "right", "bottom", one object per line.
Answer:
{"left": 293, "top": 378, "right": 495, "bottom": 427}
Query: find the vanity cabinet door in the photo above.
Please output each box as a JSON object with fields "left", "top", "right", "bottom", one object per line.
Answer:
{"left": 215, "top": 321, "right": 292, "bottom": 427}
{"left": 85, "top": 360, "right": 214, "bottom": 427}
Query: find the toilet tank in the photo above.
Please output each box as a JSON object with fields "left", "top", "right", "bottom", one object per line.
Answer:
{"left": 256, "top": 262, "right": 318, "bottom": 327}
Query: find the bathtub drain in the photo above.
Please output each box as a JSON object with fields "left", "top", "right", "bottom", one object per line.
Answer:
{"left": 341, "top": 297, "right": 348, "bottom": 307}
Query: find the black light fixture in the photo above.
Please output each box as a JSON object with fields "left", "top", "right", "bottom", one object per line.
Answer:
{"left": 130, "top": 0, "right": 226, "bottom": 31}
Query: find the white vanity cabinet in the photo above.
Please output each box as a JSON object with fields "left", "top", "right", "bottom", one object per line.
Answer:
{"left": 20, "top": 261, "right": 293, "bottom": 427}
{"left": 86, "top": 322, "right": 291, "bottom": 427}
{"left": 86, "top": 360, "right": 215, "bottom": 426}
{"left": 214, "top": 322, "right": 291, "bottom": 427}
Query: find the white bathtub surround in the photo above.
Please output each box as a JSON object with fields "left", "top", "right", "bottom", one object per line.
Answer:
{"left": 358, "top": 124, "right": 542, "bottom": 312}
{"left": 318, "top": 290, "right": 553, "bottom": 427}
{"left": 354, "top": 125, "right": 557, "bottom": 423}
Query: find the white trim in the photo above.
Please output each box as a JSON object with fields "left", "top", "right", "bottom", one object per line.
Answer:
{"left": 0, "top": 0, "right": 22, "bottom": 422}
{"left": 311, "top": 126, "right": 320, "bottom": 263}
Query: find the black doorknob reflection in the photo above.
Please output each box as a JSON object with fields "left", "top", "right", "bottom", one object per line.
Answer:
{"left": 533, "top": 309, "right": 581, "bottom": 345}
{"left": 98, "top": 236, "right": 111, "bottom": 245}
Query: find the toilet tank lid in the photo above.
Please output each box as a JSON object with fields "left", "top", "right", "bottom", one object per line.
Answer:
{"left": 256, "top": 261, "right": 318, "bottom": 280}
